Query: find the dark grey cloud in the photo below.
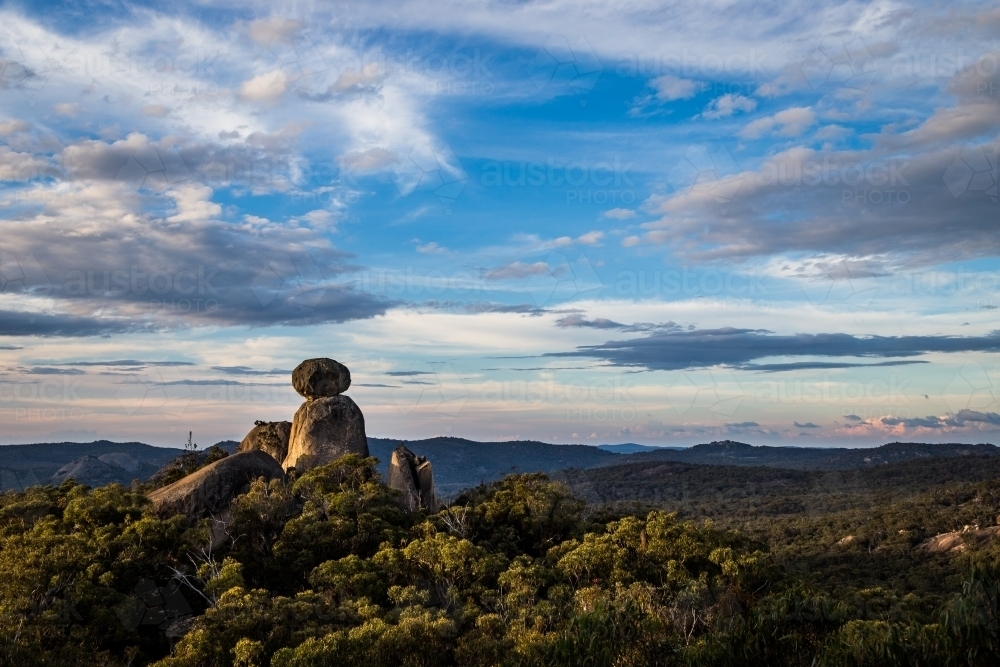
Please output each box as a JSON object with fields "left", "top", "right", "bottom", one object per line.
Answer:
{"left": 149, "top": 380, "right": 284, "bottom": 386}
{"left": 59, "top": 132, "right": 307, "bottom": 194}
{"left": 843, "top": 410, "right": 1000, "bottom": 431}
{"left": 794, "top": 421, "right": 820, "bottom": 428}
{"left": 556, "top": 314, "right": 626, "bottom": 329}
{"left": 878, "top": 415, "right": 960, "bottom": 428}
{"left": 479, "top": 366, "right": 596, "bottom": 372}
{"left": 1, "top": 236, "right": 393, "bottom": 333}
{"left": 547, "top": 327, "right": 1000, "bottom": 372}
{"left": 643, "top": 139, "right": 1000, "bottom": 265}
{"left": 556, "top": 314, "right": 683, "bottom": 333}
{"left": 956, "top": 410, "right": 1000, "bottom": 425}
{"left": 745, "top": 360, "right": 928, "bottom": 372}
{"left": 462, "top": 302, "right": 550, "bottom": 315}
{"left": 2, "top": 130, "right": 393, "bottom": 335}
{"left": 24, "top": 366, "right": 85, "bottom": 375}
{"left": 726, "top": 421, "right": 760, "bottom": 428}
{"left": 0, "top": 310, "right": 158, "bottom": 337}
{"left": 211, "top": 366, "right": 291, "bottom": 376}
{"left": 385, "top": 371, "right": 434, "bottom": 377}
{"left": 57, "top": 360, "right": 195, "bottom": 367}
{"left": 641, "top": 55, "right": 1000, "bottom": 267}
{"left": 844, "top": 414, "right": 863, "bottom": 422}
{"left": 0, "top": 346, "right": 22, "bottom": 350}
{"left": 354, "top": 383, "right": 398, "bottom": 388}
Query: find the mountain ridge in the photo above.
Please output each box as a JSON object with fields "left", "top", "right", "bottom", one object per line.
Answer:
{"left": 2, "top": 437, "right": 996, "bottom": 493}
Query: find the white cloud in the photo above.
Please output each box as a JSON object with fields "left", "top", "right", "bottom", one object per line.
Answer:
{"left": 0, "top": 147, "right": 50, "bottom": 181}
{"left": 239, "top": 69, "right": 291, "bottom": 103}
{"left": 416, "top": 241, "right": 447, "bottom": 254}
{"left": 602, "top": 207, "right": 636, "bottom": 220}
{"left": 340, "top": 147, "right": 399, "bottom": 173}
{"left": 651, "top": 74, "right": 705, "bottom": 101}
{"left": 246, "top": 16, "right": 303, "bottom": 45}
{"left": 141, "top": 104, "right": 170, "bottom": 117}
{"left": 0, "top": 119, "right": 29, "bottom": 135}
{"left": 53, "top": 102, "right": 79, "bottom": 117}
{"left": 576, "top": 230, "right": 604, "bottom": 245}
{"left": 298, "top": 209, "right": 339, "bottom": 231}
{"left": 814, "top": 124, "right": 852, "bottom": 141}
{"left": 166, "top": 184, "right": 221, "bottom": 223}
{"left": 621, "top": 235, "right": 641, "bottom": 248}
{"left": 484, "top": 261, "right": 552, "bottom": 280}
{"left": 330, "top": 62, "right": 384, "bottom": 94}
{"left": 701, "top": 93, "right": 757, "bottom": 119}
{"left": 741, "top": 106, "right": 816, "bottom": 139}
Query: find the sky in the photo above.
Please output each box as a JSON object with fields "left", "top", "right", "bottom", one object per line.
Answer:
{"left": 0, "top": 0, "right": 998, "bottom": 448}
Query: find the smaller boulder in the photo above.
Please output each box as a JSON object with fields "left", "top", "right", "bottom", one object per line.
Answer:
{"left": 239, "top": 421, "right": 292, "bottom": 463}
{"left": 147, "top": 451, "right": 284, "bottom": 518}
{"left": 292, "top": 358, "right": 351, "bottom": 399}
{"left": 387, "top": 444, "right": 437, "bottom": 512}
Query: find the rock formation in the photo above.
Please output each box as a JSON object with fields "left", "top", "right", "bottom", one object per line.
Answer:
{"left": 147, "top": 451, "right": 284, "bottom": 518}
{"left": 917, "top": 525, "right": 1000, "bottom": 554}
{"left": 292, "top": 358, "right": 351, "bottom": 399}
{"left": 146, "top": 446, "right": 230, "bottom": 489}
{"left": 285, "top": 395, "right": 368, "bottom": 470}
{"left": 387, "top": 444, "right": 437, "bottom": 512}
{"left": 239, "top": 421, "right": 292, "bottom": 463}
{"left": 283, "top": 358, "right": 368, "bottom": 471}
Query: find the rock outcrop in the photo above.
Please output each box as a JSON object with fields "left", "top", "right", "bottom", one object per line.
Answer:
{"left": 147, "top": 451, "right": 284, "bottom": 518}
{"left": 146, "top": 446, "right": 230, "bottom": 489}
{"left": 292, "top": 358, "right": 351, "bottom": 399}
{"left": 51, "top": 453, "right": 143, "bottom": 487}
{"left": 387, "top": 444, "right": 437, "bottom": 512}
{"left": 284, "top": 395, "right": 368, "bottom": 471}
{"left": 239, "top": 421, "right": 292, "bottom": 464}
{"left": 917, "top": 525, "right": 1000, "bottom": 554}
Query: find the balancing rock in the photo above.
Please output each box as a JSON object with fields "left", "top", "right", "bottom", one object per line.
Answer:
{"left": 292, "top": 358, "right": 351, "bottom": 399}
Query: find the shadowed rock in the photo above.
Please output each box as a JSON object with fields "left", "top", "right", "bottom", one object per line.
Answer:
{"left": 147, "top": 451, "right": 284, "bottom": 518}
{"left": 387, "top": 444, "right": 437, "bottom": 512}
{"left": 239, "top": 421, "right": 292, "bottom": 464}
{"left": 284, "top": 395, "right": 368, "bottom": 471}
{"left": 292, "top": 358, "right": 351, "bottom": 399}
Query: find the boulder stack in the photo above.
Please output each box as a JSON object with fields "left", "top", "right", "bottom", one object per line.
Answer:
{"left": 147, "top": 451, "right": 284, "bottom": 518}
{"left": 387, "top": 443, "right": 437, "bottom": 512}
{"left": 292, "top": 358, "right": 351, "bottom": 399}
{"left": 239, "top": 421, "right": 292, "bottom": 464}
{"left": 284, "top": 358, "right": 369, "bottom": 471}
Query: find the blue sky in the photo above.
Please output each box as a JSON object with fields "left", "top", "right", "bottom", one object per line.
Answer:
{"left": 0, "top": 0, "right": 998, "bottom": 447}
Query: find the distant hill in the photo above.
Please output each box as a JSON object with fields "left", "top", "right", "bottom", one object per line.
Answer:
{"left": 367, "top": 437, "right": 616, "bottom": 496}
{"left": 0, "top": 440, "right": 239, "bottom": 490}
{"left": 597, "top": 443, "right": 680, "bottom": 454}
{"left": 594, "top": 440, "right": 1000, "bottom": 470}
{"left": 558, "top": 452, "right": 1000, "bottom": 520}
